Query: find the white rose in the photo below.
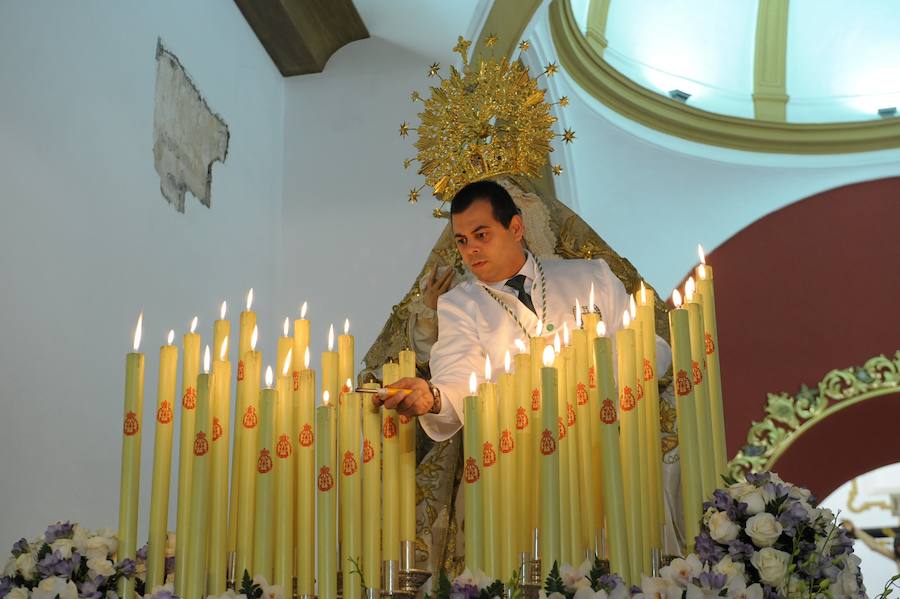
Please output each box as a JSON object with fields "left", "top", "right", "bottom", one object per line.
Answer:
{"left": 750, "top": 548, "right": 790, "bottom": 587}
{"left": 84, "top": 536, "right": 115, "bottom": 561}
{"left": 561, "top": 563, "right": 591, "bottom": 591}
{"left": 5, "top": 587, "right": 30, "bottom": 599}
{"left": 14, "top": 554, "right": 37, "bottom": 581}
{"left": 745, "top": 513, "right": 783, "bottom": 547}
{"left": 726, "top": 483, "right": 755, "bottom": 500}
{"left": 713, "top": 556, "right": 746, "bottom": 588}
{"left": 72, "top": 526, "right": 90, "bottom": 553}
{"left": 787, "top": 485, "right": 811, "bottom": 502}
{"left": 32, "top": 578, "right": 78, "bottom": 599}
{"left": 709, "top": 511, "right": 741, "bottom": 543}
{"left": 87, "top": 558, "right": 116, "bottom": 578}
{"left": 51, "top": 539, "right": 75, "bottom": 559}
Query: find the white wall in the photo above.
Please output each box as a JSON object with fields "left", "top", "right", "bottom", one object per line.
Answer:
{"left": 0, "top": 1, "right": 284, "bottom": 547}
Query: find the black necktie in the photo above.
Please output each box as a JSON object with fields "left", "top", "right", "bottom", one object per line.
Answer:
{"left": 505, "top": 274, "right": 537, "bottom": 316}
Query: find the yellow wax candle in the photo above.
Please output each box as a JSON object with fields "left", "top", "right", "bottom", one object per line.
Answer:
{"left": 230, "top": 292, "right": 257, "bottom": 557}
{"left": 235, "top": 333, "right": 261, "bottom": 582}
{"left": 316, "top": 393, "right": 338, "bottom": 599}
{"left": 339, "top": 389, "right": 362, "bottom": 599}
{"left": 513, "top": 349, "right": 532, "bottom": 557}
{"left": 462, "top": 373, "right": 484, "bottom": 572}
{"left": 696, "top": 252, "right": 727, "bottom": 480}
{"left": 295, "top": 350, "right": 316, "bottom": 596}
{"left": 479, "top": 359, "right": 499, "bottom": 579}
{"left": 274, "top": 351, "right": 295, "bottom": 594}
{"left": 562, "top": 334, "right": 583, "bottom": 562}
{"left": 322, "top": 324, "right": 339, "bottom": 410}
{"left": 539, "top": 346, "right": 560, "bottom": 580}
{"left": 208, "top": 340, "right": 232, "bottom": 595}
{"left": 361, "top": 382, "right": 382, "bottom": 590}
{"left": 338, "top": 318, "right": 355, "bottom": 395}
{"left": 685, "top": 281, "right": 715, "bottom": 500}
{"left": 593, "top": 328, "right": 630, "bottom": 580}
{"left": 616, "top": 315, "right": 643, "bottom": 585}
{"left": 571, "top": 324, "right": 598, "bottom": 555}
{"left": 528, "top": 333, "right": 546, "bottom": 538}
{"left": 498, "top": 353, "right": 517, "bottom": 581}
{"left": 637, "top": 285, "right": 664, "bottom": 551}
{"left": 398, "top": 349, "right": 417, "bottom": 552}
{"left": 555, "top": 335, "right": 572, "bottom": 567}
{"left": 117, "top": 315, "right": 145, "bottom": 599}
{"left": 147, "top": 331, "right": 178, "bottom": 590}
{"left": 669, "top": 291, "right": 703, "bottom": 553}
{"left": 253, "top": 367, "right": 277, "bottom": 582}
{"left": 583, "top": 299, "right": 605, "bottom": 541}
{"left": 382, "top": 361, "right": 401, "bottom": 562}
{"left": 185, "top": 349, "right": 213, "bottom": 599}
{"left": 629, "top": 301, "right": 652, "bottom": 576}
{"left": 175, "top": 317, "right": 200, "bottom": 598}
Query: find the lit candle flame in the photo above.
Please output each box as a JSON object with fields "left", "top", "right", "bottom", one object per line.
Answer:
{"left": 542, "top": 344, "right": 555, "bottom": 367}
{"left": 469, "top": 372, "right": 477, "bottom": 395}
{"left": 640, "top": 281, "right": 647, "bottom": 305}
{"left": 685, "top": 277, "right": 696, "bottom": 301}
{"left": 220, "top": 301, "right": 227, "bottom": 320}
{"left": 133, "top": 312, "right": 143, "bottom": 352}
{"left": 623, "top": 309, "right": 631, "bottom": 328}
{"left": 203, "top": 345, "right": 211, "bottom": 373}
{"left": 672, "top": 289, "right": 683, "bottom": 308}
{"left": 596, "top": 321, "right": 607, "bottom": 337}
{"left": 265, "top": 365, "right": 273, "bottom": 387}
{"left": 553, "top": 332, "right": 561, "bottom": 354}
{"left": 283, "top": 348, "right": 293, "bottom": 376}
{"left": 514, "top": 338, "right": 527, "bottom": 353}
{"left": 323, "top": 390, "right": 330, "bottom": 406}
{"left": 220, "top": 336, "right": 228, "bottom": 360}
{"left": 629, "top": 295, "right": 637, "bottom": 319}
{"left": 484, "top": 354, "right": 492, "bottom": 382}
{"left": 575, "top": 298, "right": 582, "bottom": 329}
{"left": 697, "top": 244, "right": 707, "bottom": 280}
{"left": 246, "top": 288, "right": 254, "bottom": 311}
{"left": 344, "top": 318, "right": 350, "bottom": 335}
{"left": 535, "top": 319, "right": 543, "bottom": 337}
{"left": 190, "top": 315, "right": 198, "bottom": 334}
{"left": 346, "top": 378, "right": 353, "bottom": 393}
{"left": 304, "top": 347, "right": 310, "bottom": 369}
{"left": 251, "top": 325, "right": 259, "bottom": 351}
{"left": 563, "top": 321, "right": 570, "bottom": 346}
{"left": 300, "top": 301, "right": 308, "bottom": 319}
{"left": 504, "top": 350, "right": 511, "bottom": 373}
{"left": 589, "top": 283, "right": 595, "bottom": 312}
{"left": 328, "top": 324, "right": 334, "bottom": 351}
{"left": 167, "top": 329, "right": 174, "bottom": 346}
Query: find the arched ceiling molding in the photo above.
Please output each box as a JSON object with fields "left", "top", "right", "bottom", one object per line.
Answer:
{"left": 549, "top": 0, "right": 900, "bottom": 154}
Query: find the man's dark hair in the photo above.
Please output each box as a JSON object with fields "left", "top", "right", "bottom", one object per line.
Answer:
{"left": 450, "top": 180, "right": 521, "bottom": 228}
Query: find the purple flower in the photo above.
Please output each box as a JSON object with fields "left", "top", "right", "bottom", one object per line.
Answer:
{"left": 727, "top": 539, "right": 755, "bottom": 562}
{"left": 830, "top": 530, "right": 854, "bottom": 558}
{"left": 695, "top": 531, "right": 726, "bottom": 565}
{"left": 0, "top": 576, "right": 14, "bottom": 598}
{"left": 78, "top": 576, "right": 106, "bottom": 599}
{"left": 778, "top": 501, "right": 808, "bottom": 535}
{"left": 450, "top": 582, "right": 480, "bottom": 599}
{"left": 37, "top": 550, "right": 78, "bottom": 578}
{"left": 704, "top": 490, "right": 747, "bottom": 522}
{"left": 597, "top": 574, "right": 626, "bottom": 592}
{"left": 136, "top": 544, "right": 149, "bottom": 562}
{"left": 762, "top": 583, "right": 780, "bottom": 599}
{"left": 147, "top": 588, "right": 179, "bottom": 599}
{"left": 45, "top": 522, "right": 75, "bottom": 543}
{"left": 116, "top": 558, "right": 137, "bottom": 577}
{"left": 11, "top": 538, "right": 30, "bottom": 557}
{"left": 697, "top": 571, "right": 727, "bottom": 590}
{"left": 746, "top": 472, "right": 771, "bottom": 487}
{"left": 764, "top": 483, "right": 789, "bottom": 503}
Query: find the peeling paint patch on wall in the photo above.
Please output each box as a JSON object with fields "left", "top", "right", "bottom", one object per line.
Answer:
{"left": 153, "top": 39, "right": 229, "bottom": 212}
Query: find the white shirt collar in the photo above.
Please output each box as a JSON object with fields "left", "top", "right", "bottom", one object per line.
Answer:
{"left": 483, "top": 251, "right": 536, "bottom": 294}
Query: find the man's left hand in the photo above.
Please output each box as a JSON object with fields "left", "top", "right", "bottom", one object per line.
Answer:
{"left": 371, "top": 376, "right": 433, "bottom": 418}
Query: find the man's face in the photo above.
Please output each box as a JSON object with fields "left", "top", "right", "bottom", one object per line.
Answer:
{"left": 451, "top": 198, "right": 525, "bottom": 283}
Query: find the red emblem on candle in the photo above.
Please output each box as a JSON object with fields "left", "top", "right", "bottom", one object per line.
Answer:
{"left": 339, "top": 383, "right": 351, "bottom": 406}
{"left": 399, "top": 414, "right": 411, "bottom": 425}
{"left": 588, "top": 367, "right": 596, "bottom": 389}
{"left": 342, "top": 450, "right": 358, "bottom": 476}
{"left": 182, "top": 387, "right": 196, "bottom": 410}
{"left": 212, "top": 417, "right": 223, "bottom": 441}
{"left": 636, "top": 382, "right": 644, "bottom": 402}
{"left": 539, "top": 429, "right": 556, "bottom": 455}
{"left": 620, "top": 386, "right": 635, "bottom": 411}
{"left": 531, "top": 388, "right": 541, "bottom": 411}
{"left": 242, "top": 405, "right": 258, "bottom": 429}
{"left": 576, "top": 383, "right": 588, "bottom": 405}
{"left": 123, "top": 411, "right": 140, "bottom": 436}
{"left": 463, "top": 457, "right": 480, "bottom": 484}
{"left": 705, "top": 333, "right": 715, "bottom": 355}
{"left": 692, "top": 361, "right": 704, "bottom": 385}
{"left": 293, "top": 371, "right": 300, "bottom": 391}
{"left": 567, "top": 403, "right": 576, "bottom": 426}
{"left": 276, "top": 434, "right": 292, "bottom": 458}
{"left": 298, "top": 423, "right": 314, "bottom": 447}
{"left": 516, "top": 406, "right": 529, "bottom": 430}
{"left": 499, "top": 430, "right": 514, "bottom": 453}
{"left": 600, "top": 399, "right": 617, "bottom": 424}
{"left": 558, "top": 417, "right": 567, "bottom": 439}
{"left": 483, "top": 442, "right": 497, "bottom": 467}
{"left": 382, "top": 415, "right": 397, "bottom": 439}
{"left": 193, "top": 431, "right": 209, "bottom": 456}
{"left": 257, "top": 448, "right": 273, "bottom": 474}
{"left": 362, "top": 439, "right": 374, "bottom": 463}
{"left": 317, "top": 465, "right": 334, "bottom": 491}
{"left": 237, "top": 360, "right": 245, "bottom": 381}
{"left": 644, "top": 358, "right": 654, "bottom": 381}
{"left": 156, "top": 400, "right": 173, "bottom": 425}
{"left": 676, "top": 369, "right": 693, "bottom": 396}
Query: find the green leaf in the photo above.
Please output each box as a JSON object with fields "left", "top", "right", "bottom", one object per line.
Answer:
{"left": 240, "top": 569, "right": 263, "bottom": 599}
{"left": 434, "top": 569, "right": 452, "bottom": 599}
{"left": 544, "top": 561, "right": 565, "bottom": 595}
{"left": 36, "top": 543, "right": 51, "bottom": 561}
{"left": 589, "top": 554, "right": 607, "bottom": 589}
{"left": 482, "top": 579, "right": 505, "bottom": 599}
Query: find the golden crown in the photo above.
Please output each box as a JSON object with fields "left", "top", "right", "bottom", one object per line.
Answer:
{"left": 400, "top": 35, "right": 575, "bottom": 217}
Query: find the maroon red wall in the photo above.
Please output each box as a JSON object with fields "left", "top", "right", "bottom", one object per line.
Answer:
{"left": 688, "top": 176, "right": 900, "bottom": 499}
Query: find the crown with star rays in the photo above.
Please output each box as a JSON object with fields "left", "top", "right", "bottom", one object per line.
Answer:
{"left": 400, "top": 34, "right": 575, "bottom": 218}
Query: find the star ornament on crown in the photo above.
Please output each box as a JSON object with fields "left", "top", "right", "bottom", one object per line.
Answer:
{"left": 400, "top": 34, "right": 575, "bottom": 217}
